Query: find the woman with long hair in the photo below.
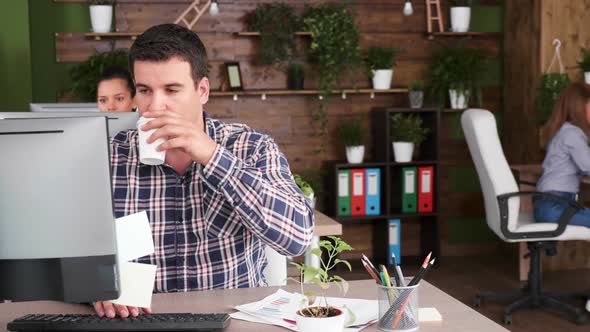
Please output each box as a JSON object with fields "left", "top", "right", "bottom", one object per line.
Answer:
{"left": 534, "top": 82, "right": 590, "bottom": 227}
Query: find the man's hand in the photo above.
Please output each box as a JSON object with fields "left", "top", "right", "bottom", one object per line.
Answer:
{"left": 140, "top": 111, "right": 217, "bottom": 165}
{"left": 93, "top": 301, "right": 152, "bottom": 318}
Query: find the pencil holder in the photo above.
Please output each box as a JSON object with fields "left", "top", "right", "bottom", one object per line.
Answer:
{"left": 376, "top": 279, "right": 419, "bottom": 332}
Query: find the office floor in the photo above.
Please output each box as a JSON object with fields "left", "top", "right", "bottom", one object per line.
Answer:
{"left": 339, "top": 255, "right": 590, "bottom": 332}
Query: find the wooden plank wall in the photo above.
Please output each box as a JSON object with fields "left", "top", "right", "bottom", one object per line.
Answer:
{"left": 54, "top": 0, "right": 502, "bottom": 258}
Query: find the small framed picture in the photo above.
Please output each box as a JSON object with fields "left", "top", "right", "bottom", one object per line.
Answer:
{"left": 225, "top": 62, "right": 243, "bottom": 90}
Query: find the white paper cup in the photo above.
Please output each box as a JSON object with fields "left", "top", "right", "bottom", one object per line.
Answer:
{"left": 137, "top": 116, "right": 166, "bottom": 165}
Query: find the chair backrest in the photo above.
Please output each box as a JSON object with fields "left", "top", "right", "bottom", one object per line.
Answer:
{"left": 263, "top": 246, "right": 287, "bottom": 286}
{"left": 461, "top": 109, "right": 520, "bottom": 239}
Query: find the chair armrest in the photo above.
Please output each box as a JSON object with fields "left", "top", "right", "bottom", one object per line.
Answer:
{"left": 497, "top": 191, "right": 581, "bottom": 240}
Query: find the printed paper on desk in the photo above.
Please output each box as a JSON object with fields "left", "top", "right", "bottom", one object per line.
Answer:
{"left": 115, "top": 211, "right": 154, "bottom": 262}
{"left": 233, "top": 290, "right": 378, "bottom": 332}
{"left": 111, "top": 262, "right": 157, "bottom": 308}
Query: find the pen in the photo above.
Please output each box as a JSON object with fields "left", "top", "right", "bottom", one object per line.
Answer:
{"left": 408, "top": 252, "right": 432, "bottom": 286}
{"left": 390, "top": 253, "right": 402, "bottom": 286}
{"left": 362, "top": 254, "right": 380, "bottom": 276}
{"left": 362, "top": 259, "right": 383, "bottom": 285}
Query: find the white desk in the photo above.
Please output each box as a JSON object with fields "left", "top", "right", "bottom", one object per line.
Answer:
{"left": 0, "top": 279, "right": 509, "bottom": 332}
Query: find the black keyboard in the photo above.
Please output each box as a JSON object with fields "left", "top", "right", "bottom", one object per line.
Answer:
{"left": 7, "top": 313, "right": 231, "bottom": 331}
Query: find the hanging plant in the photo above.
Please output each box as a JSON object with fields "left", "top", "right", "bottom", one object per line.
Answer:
{"left": 536, "top": 73, "right": 570, "bottom": 125}
{"left": 304, "top": 4, "right": 361, "bottom": 135}
{"left": 247, "top": 3, "right": 302, "bottom": 66}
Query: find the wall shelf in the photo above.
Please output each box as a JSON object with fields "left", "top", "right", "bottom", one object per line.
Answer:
{"left": 236, "top": 31, "right": 312, "bottom": 36}
{"left": 428, "top": 31, "right": 502, "bottom": 39}
{"left": 84, "top": 32, "right": 141, "bottom": 41}
{"left": 209, "top": 88, "right": 408, "bottom": 98}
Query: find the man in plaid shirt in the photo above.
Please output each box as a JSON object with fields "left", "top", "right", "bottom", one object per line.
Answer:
{"left": 93, "top": 24, "right": 314, "bottom": 318}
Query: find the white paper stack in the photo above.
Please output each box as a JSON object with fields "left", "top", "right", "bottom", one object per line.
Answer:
{"left": 111, "top": 211, "right": 157, "bottom": 308}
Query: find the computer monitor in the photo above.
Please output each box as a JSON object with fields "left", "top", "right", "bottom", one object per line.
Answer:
{"left": 30, "top": 103, "right": 99, "bottom": 113}
{"left": 0, "top": 117, "right": 119, "bottom": 303}
{"left": 0, "top": 111, "right": 139, "bottom": 138}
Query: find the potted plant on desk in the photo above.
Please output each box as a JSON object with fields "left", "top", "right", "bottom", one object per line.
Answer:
{"left": 290, "top": 236, "right": 353, "bottom": 332}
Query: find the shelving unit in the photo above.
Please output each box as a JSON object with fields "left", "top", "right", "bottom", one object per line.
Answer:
{"left": 328, "top": 108, "right": 441, "bottom": 267}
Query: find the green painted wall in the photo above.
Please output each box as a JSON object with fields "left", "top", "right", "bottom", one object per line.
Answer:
{"left": 29, "top": 0, "right": 90, "bottom": 103}
{"left": 0, "top": 1, "right": 32, "bottom": 111}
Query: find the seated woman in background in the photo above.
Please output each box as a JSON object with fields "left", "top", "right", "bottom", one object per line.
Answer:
{"left": 534, "top": 82, "right": 590, "bottom": 228}
{"left": 97, "top": 66, "right": 136, "bottom": 112}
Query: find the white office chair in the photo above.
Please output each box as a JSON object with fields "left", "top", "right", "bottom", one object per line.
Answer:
{"left": 461, "top": 109, "right": 590, "bottom": 325}
{"left": 263, "top": 246, "right": 287, "bottom": 287}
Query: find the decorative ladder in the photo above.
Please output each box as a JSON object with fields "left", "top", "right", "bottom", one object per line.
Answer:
{"left": 425, "top": 0, "right": 444, "bottom": 36}
{"left": 174, "top": 0, "right": 212, "bottom": 30}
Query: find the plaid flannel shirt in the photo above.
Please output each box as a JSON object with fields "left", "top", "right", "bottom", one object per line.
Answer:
{"left": 110, "top": 113, "right": 314, "bottom": 292}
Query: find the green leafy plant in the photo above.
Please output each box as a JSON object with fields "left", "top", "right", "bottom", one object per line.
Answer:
{"left": 536, "top": 73, "right": 570, "bottom": 125}
{"left": 304, "top": 4, "right": 361, "bottom": 135}
{"left": 293, "top": 173, "right": 315, "bottom": 200}
{"left": 365, "top": 47, "right": 398, "bottom": 71}
{"left": 337, "top": 120, "right": 365, "bottom": 147}
{"left": 88, "top": 0, "right": 114, "bottom": 5}
{"left": 450, "top": 0, "right": 472, "bottom": 6}
{"left": 577, "top": 48, "right": 590, "bottom": 72}
{"left": 68, "top": 49, "right": 129, "bottom": 102}
{"left": 390, "top": 113, "right": 430, "bottom": 145}
{"left": 291, "top": 236, "right": 353, "bottom": 318}
{"left": 247, "top": 3, "right": 302, "bottom": 66}
{"left": 427, "top": 45, "right": 489, "bottom": 107}
{"left": 409, "top": 80, "right": 424, "bottom": 91}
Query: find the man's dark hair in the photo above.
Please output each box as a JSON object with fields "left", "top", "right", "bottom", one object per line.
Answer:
{"left": 129, "top": 24, "right": 208, "bottom": 84}
{"left": 99, "top": 66, "right": 136, "bottom": 97}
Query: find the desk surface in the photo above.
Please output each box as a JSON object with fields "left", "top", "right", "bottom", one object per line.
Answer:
{"left": 0, "top": 280, "right": 508, "bottom": 332}
{"left": 314, "top": 210, "right": 342, "bottom": 237}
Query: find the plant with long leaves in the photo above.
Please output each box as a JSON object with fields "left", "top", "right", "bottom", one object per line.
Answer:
{"left": 290, "top": 236, "right": 353, "bottom": 318}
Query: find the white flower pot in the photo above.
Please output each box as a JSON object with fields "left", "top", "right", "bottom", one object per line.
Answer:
{"left": 90, "top": 5, "right": 113, "bottom": 33}
{"left": 449, "top": 89, "right": 470, "bottom": 109}
{"left": 409, "top": 91, "right": 424, "bottom": 109}
{"left": 450, "top": 7, "right": 471, "bottom": 33}
{"left": 372, "top": 69, "right": 393, "bottom": 90}
{"left": 392, "top": 142, "right": 414, "bottom": 162}
{"left": 585, "top": 72, "right": 590, "bottom": 85}
{"left": 345, "top": 145, "right": 365, "bottom": 164}
{"left": 296, "top": 307, "right": 345, "bottom": 332}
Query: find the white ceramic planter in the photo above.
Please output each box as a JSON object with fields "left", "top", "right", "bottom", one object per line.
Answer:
{"left": 90, "top": 5, "right": 113, "bottom": 33}
{"left": 450, "top": 7, "right": 471, "bottom": 33}
{"left": 409, "top": 91, "right": 424, "bottom": 109}
{"left": 585, "top": 72, "right": 590, "bottom": 85}
{"left": 346, "top": 145, "right": 365, "bottom": 164}
{"left": 296, "top": 308, "right": 345, "bottom": 332}
{"left": 449, "top": 89, "right": 470, "bottom": 109}
{"left": 372, "top": 69, "right": 393, "bottom": 90}
{"left": 392, "top": 142, "right": 414, "bottom": 162}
